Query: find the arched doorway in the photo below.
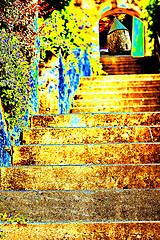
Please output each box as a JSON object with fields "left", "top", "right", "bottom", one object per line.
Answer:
{"left": 99, "top": 8, "right": 144, "bottom": 57}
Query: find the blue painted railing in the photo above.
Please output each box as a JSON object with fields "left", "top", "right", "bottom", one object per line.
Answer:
{"left": 58, "top": 48, "right": 91, "bottom": 114}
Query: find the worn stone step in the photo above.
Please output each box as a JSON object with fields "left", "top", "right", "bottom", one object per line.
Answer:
{"left": 75, "top": 92, "right": 160, "bottom": 100}
{"left": 13, "top": 143, "right": 160, "bottom": 166}
{"left": 100, "top": 57, "right": 158, "bottom": 74}
{"left": 21, "top": 126, "right": 160, "bottom": 145}
{"left": 1, "top": 165, "right": 159, "bottom": 191}
{"left": 77, "top": 86, "right": 160, "bottom": 93}
{"left": 1, "top": 222, "right": 160, "bottom": 240}
{"left": 81, "top": 74, "right": 160, "bottom": 81}
{"left": 70, "top": 105, "right": 160, "bottom": 113}
{"left": 79, "top": 80, "right": 160, "bottom": 88}
{"left": 72, "top": 98, "right": 160, "bottom": 108}
{"left": 0, "top": 190, "right": 159, "bottom": 221}
{"left": 29, "top": 112, "right": 160, "bottom": 128}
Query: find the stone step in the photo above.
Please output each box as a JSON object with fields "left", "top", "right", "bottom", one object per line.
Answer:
{"left": 79, "top": 80, "right": 160, "bottom": 87}
{"left": 100, "top": 57, "right": 158, "bottom": 75}
{"left": 77, "top": 86, "right": 160, "bottom": 93}
{"left": 1, "top": 222, "right": 160, "bottom": 240}
{"left": 81, "top": 74, "right": 160, "bottom": 81}
{"left": 13, "top": 143, "right": 160, "bottom": 166}
{"left": 72, "top": 98, "right": 160, "bottom": 108}
{"left": 74, "top": 91, "right": 160, "bottom": 100}
{"left": 29, "top": 112, "right": 160, "bottom": 128}
{"left": 1, "top": 165, "right": 159, "bottom": 191}
{"left": 0, "top": 190, "right": 159, "bottom": 221}
{"left": 70, "top": 105, "right": 160, "bottom": 113}
{"left": 21, "top": 126, "right": 160, "bottom": 145}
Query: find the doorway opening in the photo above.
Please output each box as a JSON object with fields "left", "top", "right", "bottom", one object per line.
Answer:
{"left": 99, "top": 13, "right": 132, "bottom": 56}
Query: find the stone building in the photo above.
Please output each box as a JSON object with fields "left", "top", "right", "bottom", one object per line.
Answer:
{"left": 107, "top": 17, "right": 131, "bottom": 55}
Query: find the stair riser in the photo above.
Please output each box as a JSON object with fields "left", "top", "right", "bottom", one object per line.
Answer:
{"left": 22, "top": 127, "right": 160, "bottom": 145}
{"left": 70, "top": 106, "right": 160, "bottom": 113}
{"left": 13, "top": 144, "right": 160, "bottom": 166}
{"left": 0, "top": 190, "right": 159, "bottom": 221}
{"left": 2, "top": 223, "right": 160, "bottom": 240}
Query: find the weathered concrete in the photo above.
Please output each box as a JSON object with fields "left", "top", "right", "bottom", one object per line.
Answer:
{"left": 30, "top": 112, "right": 160, "bottom": 128}
{"left": 1, "top": 165, "right": 159, "bottom": 190}
{"left": 21, "top": 126, "right": 160, "bottom": 145}
{"left": 0, "top": 190, "right": 159, "bottom": 222}
{"left": 2, "top": 222, "right": 160, "bottom": 239}
{"left": 13, "top": 143, "right": 160, "bottom": 166}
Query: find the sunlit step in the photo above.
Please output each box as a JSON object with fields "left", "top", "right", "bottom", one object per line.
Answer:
{"left": 79, "top": 80, "right": 160, "bottom": 87}
{"left": 13, "top": 143, "right": 160, "bottom": 166}
{"left": 29, "top": 112, "right": 160, "bottom": 128}
{"left": 70, "top": 105, "right": 160, "bottom": 113}
{"left": 2, "top": 222, "right": 160, "bottom": 240}
{"left": 80, "top": 74, "right": 160, "bottom": 82}
{"left": 75, "top": 91, "right": 160, "bottom": 100}
{"left": 72, "top": 98, "right": 160, "bottom": 108}
{"left": 1, "top": 165, "right": 159, "bottom": 190}
{"left": 77, "top": 86, "right": 160, "bottom": 93}
{"left": 21, "top": 126, "right": 160, "bottom": 145}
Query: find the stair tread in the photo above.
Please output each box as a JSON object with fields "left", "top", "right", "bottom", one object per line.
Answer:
{"left": 0, "top": 190, "right": 159, "bottom": 222}
{"left": 13, "top": 143, "right": 160, "bottom": 166}
{"left": 1, "top": 222, "right": 160, "bottom": 240}
{"left": 22, "top": 126, "right": 160, "bottom": 144}
{"left": 1, "top": 165, "right": 159, "bottom": 191}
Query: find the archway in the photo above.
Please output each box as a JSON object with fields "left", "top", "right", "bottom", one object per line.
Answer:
{"left": 99, "top": 8, "right": 144, "bottom": 57}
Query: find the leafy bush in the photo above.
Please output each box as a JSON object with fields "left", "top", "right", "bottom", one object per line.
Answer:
{"left": 39, "top": 5, "right": 103, "bottom": 75}
{"left": 0, "top": 30, "right": 31, "bottom": 138}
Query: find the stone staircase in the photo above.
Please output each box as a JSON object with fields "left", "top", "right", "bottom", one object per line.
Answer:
{"left": 0, "top": 74, "right": 160, "bottom": 239}
{"left": 100, "top": 56, "right": 159, "bottom": 75}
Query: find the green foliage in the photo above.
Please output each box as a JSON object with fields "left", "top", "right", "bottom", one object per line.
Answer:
{"left": 0, "top": 0, "right": 42, "bottom": 140}
{"left": 39, "top": 5, "right": 103, "bottom": 75}
{"left": 39, "top": 0, "right": 72, "bottom": 19}
{"left": 0, "top": 30, "right": 32, "bottom": 137}
{"left": 143, "top": 0, "right": 160, "bottom": 40}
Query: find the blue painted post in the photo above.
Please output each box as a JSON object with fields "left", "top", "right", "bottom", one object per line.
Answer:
{"left": 83, "top": 49, "right": 91, "bottom": 76}
{"left": 58, "top": 51, "right": 66, "bottom": 114}
{"left": 0, "top": 99, "right": 11, "bottom": 166}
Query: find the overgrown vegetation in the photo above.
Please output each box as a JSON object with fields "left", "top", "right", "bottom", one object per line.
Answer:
{"left": 0, "top": 31, "right": 31, "bottom": 137}
{"left": 142, "top": 0, "right": 160, "bottom": 56}
{"left": 39, "top": 5, "right": 103, "bottom": 75}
